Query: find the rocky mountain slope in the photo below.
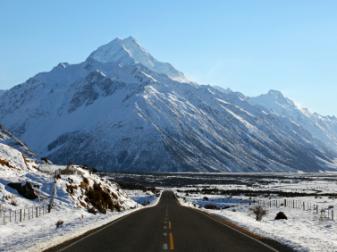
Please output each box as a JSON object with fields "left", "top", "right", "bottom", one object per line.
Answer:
{"left": 0, "top": 37, "right": 336, "bottom": 172}
{"left": 0, "top": 124, "right": 35, "bottom": 158}
{"left": 249, "top": 90, "right": 337, "bottom": 151}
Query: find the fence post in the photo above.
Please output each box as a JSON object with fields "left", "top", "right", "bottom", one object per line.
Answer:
{"left": 332, "top": 209, "right": 334, "bottom": 221}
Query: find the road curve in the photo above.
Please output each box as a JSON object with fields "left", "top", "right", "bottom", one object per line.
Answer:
{"left": 48, "top": 191, "right": 287, "bottom": 252}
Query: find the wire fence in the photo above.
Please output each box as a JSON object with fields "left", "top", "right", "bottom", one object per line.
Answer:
{"left": 256, "top": 198, "right": 335, "bottom": 221}
{"left": 0, "top": 204, "right": 49, "bottom": 225}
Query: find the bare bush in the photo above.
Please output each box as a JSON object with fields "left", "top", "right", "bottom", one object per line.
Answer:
{"left": 56, "top": 220, "right": 64, "bottom": 228}
{"left": 204, "top": 204, "right": 221, "bottom": 210}
{"left": 250, "top": 205, "right": 267, "bottom": 221}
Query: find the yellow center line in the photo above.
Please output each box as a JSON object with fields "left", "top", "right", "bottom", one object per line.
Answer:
{"left": 169, "top": 232, "right": 175, "bottom": 250}
{"left": 168, "top": 221, "right": 172, "bottom": 230}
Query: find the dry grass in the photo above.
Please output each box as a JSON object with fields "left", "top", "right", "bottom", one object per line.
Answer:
{"left": 85, "top": 183, "right": 121, "bottom": 214}
{"left": 66, "top": 184, "right": 78, "bottom": 195}
{"left": 0, "top": 158, "right": 14, "bottom": 168}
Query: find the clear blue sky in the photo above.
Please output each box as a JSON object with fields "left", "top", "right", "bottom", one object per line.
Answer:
{"left": 1, "top": 0, "right": 337, "bottom": 115}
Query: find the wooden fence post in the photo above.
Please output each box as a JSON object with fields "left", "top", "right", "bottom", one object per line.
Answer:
{"left": 332, "top": 209, "right": 334, "bottom": 220}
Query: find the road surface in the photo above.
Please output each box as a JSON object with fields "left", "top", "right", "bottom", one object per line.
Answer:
{"left": 49, "top": 191, "right": 291, "bottom": 252}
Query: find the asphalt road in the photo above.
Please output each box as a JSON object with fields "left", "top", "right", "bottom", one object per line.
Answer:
{"left": 50, "top": 191, "right": 289, "bottom": 252}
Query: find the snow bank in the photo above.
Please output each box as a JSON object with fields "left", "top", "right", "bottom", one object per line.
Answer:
{"left": 0, "top": 141, "right": 144, "bottom": 251}
{"left": 177, "top": 191, "right": 337, "bottom": 252}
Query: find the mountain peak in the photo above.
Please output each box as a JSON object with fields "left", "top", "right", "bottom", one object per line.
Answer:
{"left": 87, "top": 36, "right": 188, "bottom": 82}
{"left": 267, "top": 89, "right": 284, "bottom": 98}
{"left": 261, "top": 90, "right": 294, "bottom": 105}
{"left": 87, "top": 36, "right": 144, "bottom": 64}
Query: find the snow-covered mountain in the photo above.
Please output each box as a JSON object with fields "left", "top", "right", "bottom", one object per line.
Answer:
{"left": 0, "top": 37, "right": 336, "bottom": 172}
{"left": 88, "top": 36, "right": 188, "bottom": 83}
{"left": 249, "top": 90, "right": 337, "bottom": 150}
{"left": 0, "top": 124, "right": 35, "bottom": 159}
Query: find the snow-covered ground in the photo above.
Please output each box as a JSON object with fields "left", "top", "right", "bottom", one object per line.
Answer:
{"left": 125, "top": 189, "right": 160, "bottom": 206}
{"left": 0, "top": 206, "right": 138, "bottom": 252}
{"left": 175, "top": 178, "right": 337, "bottom": 252}
{"left": 0, "top": 166, "right": 161, "bottom": 252}
{"left": 0, "top": 140, "right": 162, "bottom": 252}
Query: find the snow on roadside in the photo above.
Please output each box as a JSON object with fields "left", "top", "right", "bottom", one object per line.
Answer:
{"left": 0, "top": 141, "right": 162, "bottom": 252}
{"left": 0, "top": 206, "right": 139, "bottom": 252}
{"left": 176, "top": 192, "right": 337, "bottom": 252}
{"left": 0, "top": 188, "right": 162, "bottom": 252}
{"left": 125, "top": 189, "right": 160, "bottom": 206}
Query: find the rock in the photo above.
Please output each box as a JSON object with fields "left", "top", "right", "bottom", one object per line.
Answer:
{"left": 8, "top": 181, "right": 38, "bottom": 200}
{"left": 275, "top": 211, "right": 288, "bottom": 220}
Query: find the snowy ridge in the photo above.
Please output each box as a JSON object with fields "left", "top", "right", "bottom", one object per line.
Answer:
{"left": 0, "top": 37, "right": 337, "bottom": 172}
{"left": 0, "top": 124, "right": 35, "bottom": 158}
{"left": 88, "top": 36, "right": 189, "bottom": 82}
{"left": 249, "top": 90, "right": 337, "bottom": 150}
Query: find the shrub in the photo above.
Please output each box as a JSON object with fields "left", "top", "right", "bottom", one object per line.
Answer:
{"left": 60, "top": 165, "right": 77, "bottom": 175}
{"left": 0, "top": 158, "right": 14, "bottom": 168}
{"left": 275, "top": 211, "right": 287, "bottom": 220}
{"left": 80, "top": 178, "right": 89, "bottom": 189}
{"left": 56, "top": 220, "right": 64, "bottom": 228}
{"left": 85, "top": 183, "right": 121, "bottom": 214}
{"left": 250, "top": 205, "right": 267, "bottom": 221}
{"left": 88, "top": 207, "right": 97, "bottom": 214}
{"left": 204, "top": 204, "right": 221, "bottom": 210}
{"left": 66, "top": 184, "right": 78, "bottom": 195}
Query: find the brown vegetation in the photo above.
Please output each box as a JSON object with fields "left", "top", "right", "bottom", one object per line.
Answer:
{"left": 0, "top": 158, "right": 14, "bottom": 168}
{"left": 250, "top": 205, "right": 267, "bottom": 221}
{"left": 85, "top": 183, "right": 122, "bottom": 214}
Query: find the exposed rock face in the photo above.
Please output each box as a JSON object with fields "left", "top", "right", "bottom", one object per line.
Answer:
{"left": 8, "top": 182, "right": 38, "bottom": 200}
